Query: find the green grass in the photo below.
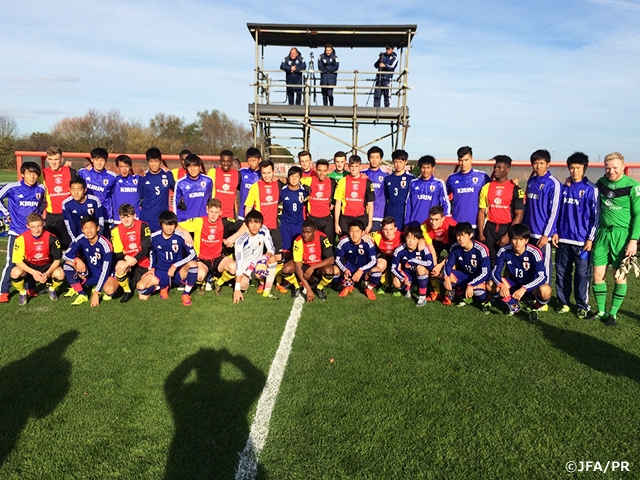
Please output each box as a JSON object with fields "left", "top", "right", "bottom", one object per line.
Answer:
{"left": 0, "top": 170, "right": 17, "bottom": 183}
{"left": 1, "top": 259, "right": 640, "bottom": 479}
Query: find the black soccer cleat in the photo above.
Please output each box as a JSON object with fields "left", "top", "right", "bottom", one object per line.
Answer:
{"left": 603, "top": 314, "right": 618, "bottom": 327}
{"left": 315, "top": 288, "right": 327, "bottom": 301}
{"left": 120, "top": 291, "right": 133, "bottom": 304}
{"left": 292, "top": 287, "right": 303, "bottom": 299}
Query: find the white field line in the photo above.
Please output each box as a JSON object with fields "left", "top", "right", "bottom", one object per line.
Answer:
{"left": 235, "top": 295, "right": 305, "bottom": 480}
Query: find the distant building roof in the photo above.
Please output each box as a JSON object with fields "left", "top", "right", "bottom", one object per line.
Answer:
{"left": 246, "top": 23, "right": 417, "bottom": 49}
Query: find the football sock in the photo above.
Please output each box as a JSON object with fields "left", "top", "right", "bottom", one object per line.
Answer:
{"left": 593, "top": 282, "right": 607, "bottom": 313}
{"left": 502, "top": 295, "right": 519, "bottom": 307}
{"left": 264, "top": 263, "right": 277, "bottom": 294}
{"left": 430, "top": 277, "right": 443, "bottom": 296}
{"left": 217, "top": 270, "right": 234, "bottom": 286}
{"left": 368, "top": 271, "right": 382, "bottom": 289}
{"left": 116, "top": 274, "right": 131, "bottom": 293}
{"left": 474, "top": 289, "right": 488, "bottom": 302}
{"left": 137, "top": 286, "right": 156, "bottom": 296}
{"left": 417, "top": 274, "right": 428, "bottom": 296}
{"left": 184, "top": 267, "right": 198, "bottom": 294}
{"left": 610, "top": 282, "right": 627, "bottom": 317}
{"left": 284, "top": 273, "right": 300, "bottom": 289}
{"left": 318, "top": 275, "right": 333, "bottom": 290}
{"left": 12, "top": 278, "right": 26, "bottom": 295}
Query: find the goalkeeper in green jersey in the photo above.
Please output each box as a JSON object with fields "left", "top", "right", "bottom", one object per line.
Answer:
{"left": 587, "top": 152, "right": 640, "bottom": 326}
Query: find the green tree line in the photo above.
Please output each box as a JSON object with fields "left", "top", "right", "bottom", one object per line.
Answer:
{"left": 0, "top": 109, "right": 254, "bottom": 169}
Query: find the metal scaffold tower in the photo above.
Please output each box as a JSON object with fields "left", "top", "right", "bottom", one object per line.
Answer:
{"left": 247, "top": 23, "right": 417, "bottom": 161}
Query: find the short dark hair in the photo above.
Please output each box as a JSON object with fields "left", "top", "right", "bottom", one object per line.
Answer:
{"left": 246, "top": 147, "right": 262, "bottom": 159}
{"left": 245, "top": 209, "right": 264, "bottom": 224}
{"left": 348, "top": 219, "right": 365, "bottom": 231}
{"left": 404, "top": 225, "right": 423, "bottom": 239}
{"left": 302, "top": 219, "right": 317, "bottom": 230}
{"left": 391, "top": 149, "right": 408, "bottom": 161}
{"left": 90, "top": 148, "right": 108, "bottom": 161}
{"left": 184, "top": 154, "right": 203, "bottom": 168}
{"left": 530, "top": 149, "right": 551, "bottom": 164}
{"left": 118, "top": 203, "right": 136, "bottom": 217}
{"left": 567, "top": 151, "right": 589, "bottom": 168}
{"left": 454, "top": 222, "right": 474, "bottom": 236}
{"left": 381, "top": 216, "right": 396, "bottom": 227}
{"left": 115, "top": 154, "right": 132, "bottom": 167}
{"left": 429, "top": 205, "right": 445, "bottom": 217}
{"left": 333, "top": 151, "right": 347, "bottom": 161}
{"left": 508, "top": 223, "right": 530, "bottom": 241}
{"left": 367, "top": 146, "right": 384, "bottom": 159}
{"left": 146, "top": 147, "right": 162, "bottom": 161}
{"left": 158, "top": 210, "right": 178, "bottom": 226}
{"left": 493, "top": 155, "right": 512, "bottom": 167}
{"left": 20, "top": 161, "right": 41, "bottom": 176}
{"left": 220, "top": 149, "right": 234, "bottom": 158}
{"left": 457, "top": 146, "right": 472, "bottom": 159}
{"left": 348, "top": 155, "right": 362, "bottom": 164}
{"left": 80, "top": 215, "right": 99, "bottom": 228}
{"left": 259, "top": 159, "right": 274, "bottom": 170}
{"left": 287, "top": 166, "right": 303, "bottom": 178}
{"left": 179, "top": 149, "right": 192, "bottom": 158}
{"left": 70, "top": 176, "right": 86, "bottom": 189}
{"left": 385, "top": 43, "right": 394, "bottom": 50}
{"left": 417, "top": 155, "right": 436, "bottom": 168}
{"left": 316, "top": 159, "right": 329, "bottom": 168}
{"left": 298, "top": 150, "right": 312, "bottom": 160}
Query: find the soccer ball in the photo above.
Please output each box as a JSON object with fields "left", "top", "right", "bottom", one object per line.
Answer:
{"left": 253, "top": 258, "right": 269, "bottom": 279}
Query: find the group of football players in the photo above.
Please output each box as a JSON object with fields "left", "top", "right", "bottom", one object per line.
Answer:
{"left": 1, "top": 144, "right": 638, "bottom": 326}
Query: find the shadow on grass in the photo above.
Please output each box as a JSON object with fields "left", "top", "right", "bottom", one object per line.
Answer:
{"left": 539, "top": 322, "right": 640, "bottom": 383}
{"left": 618, "top": 309, "right": 640, "bottom": 324}
{"left": 164, "top": 348, "right": 265, "bottom": 480}
{"left": 0, "top": 330, "right": 78, "bottom": 466}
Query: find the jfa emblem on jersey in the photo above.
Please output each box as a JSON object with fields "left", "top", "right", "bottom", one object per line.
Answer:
{"left": 352, "top": 182, "right": 359, "bottom": 191}
{"left": 379, "top": 176, "right": 384, "bottom": 182}
{"left": 358, "top": 247, "right": 364, "bottom": 255}
{"left": 472, "top": 177, "right": 479, "bottom": 184}
{"left": 87, "top": 207, "right": 94, "bottom": 215}
{"left": 540, "top": 184, "right": 545, "bottom": 190}
{"left": 172, "top": 244, "right": 179, "bottom": 253}
{"left": 103, "top": 179, "right": 109, "bottom": 186}
{"left": 162, "top": 178, "right": 169, "bottom": 187}
{"left": 429, "top": 185, "right": 435, "bottom": 192}
{"left": 470, "top": 258, "right": 477, "bottom": 267}
{"left": 200, "top": 181, "right": 206, "bottom": 188}
{"left": 36, "top": 193, "right": 42, "bottom": 199}
{"left": 522, "top": 261, "right": 530, "bottom": 271}
{"left": 401, "top": 179, "right": 406, "bottom": 188}
{"left": 133, "top": 178, "right": 138, "bottom": 185}
{"left": 579, "top": 190, "right": 585, "bottom": 197}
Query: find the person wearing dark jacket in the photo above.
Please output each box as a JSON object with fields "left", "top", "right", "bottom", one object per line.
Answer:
{"left": 373, "top": 44, "right": 398, "bottom": 108}
{"left": 318, "top": 44, "right": 339, "bottom": 106}
{"left": 280, "top": 48, "right": 307, "bottom": 105}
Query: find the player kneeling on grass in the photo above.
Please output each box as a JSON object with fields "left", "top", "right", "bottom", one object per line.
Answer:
{"left": 390, "top": 225, "right": 435, "bottom": 307}
{"left": 111, "top": 203, "right": 151, "bottom": 303}
{"left": 233, "top": 209, "right": 279, "bottom": 303}
{"left": 11, "top": 213, "right": 65, "bottom": 305}
{"left": 490, "top": 224, "right": 552, "bottom": 321}
{"left": 367, "top": 216, "right": 404, "bottom": 294}
{"left": 136, "top": 211, "right": 198, "bottom": 306}
{"left": 334, "top": 219, "right": 377, "bottom": 299}
{"left": 181, "top": 198, "right": 244, "bottom": 295}
{"left": 442, "top": 222, "right": 491, "bottom": 310}
{"left": 62, "top": 215, "right": 119, "bottom": 307}
{"left": 282, "top": 219, "right": 335, "bottom": 302}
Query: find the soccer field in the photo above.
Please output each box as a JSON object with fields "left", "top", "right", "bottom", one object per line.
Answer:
{"left": 1, "top": 265, "right": 639, "bottom": 479}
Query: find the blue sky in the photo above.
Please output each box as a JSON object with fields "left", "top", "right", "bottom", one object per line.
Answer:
{"left": 2, "top": 0, "right": 640, "bottom": 161}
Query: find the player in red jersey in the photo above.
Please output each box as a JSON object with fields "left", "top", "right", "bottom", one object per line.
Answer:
{"left": 111, "top": 204, "right": 152, "bottom": 303}
{"left": 10, "top": 213, "right": 64, "bottom": 305}
{"left": 282, "top": 219, "right": 335, "bottom": 302}
{"left": 364, "top": 216, "right": 403, "bottom": 296}
{"left": 207, "top": 150, "right": 240, "bottom": 218}
{"left": 42, "top": 146, "right": 76, "bottom": 249}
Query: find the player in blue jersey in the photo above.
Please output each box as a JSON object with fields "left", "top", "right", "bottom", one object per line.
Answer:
{"left": 404, "top": 155, "right": 451, "bottom": 227}
{"left": 62, "top": 177, "right": 105, "bottom": 243}
{"left": 77, "top": 148, "right": 117, "bottom": 225}
{"left": 384, "top": 149, "right": 414, "bottom": 230}
{"left": 279, "top": 166, "right": 311, "bottom": 255}
{"left": 173, "top": 154, "right": 213, "bottom": 227}
{"left": 0, "top": 161, "right": 47, "bottom": 302}
{"left": 443, "top": 222, "right": 491, "bottom": 310}
{"left": 363, "top": 146, "right": 389, "bottom": 232}
{"left": 551, "top": 152, "right": 599, "bottom": 319}
{"left": 135, "top": 211, "right": 198, "bottom": 306}
{"left": 491, "top": 224, "right": 552, "bottom": 321}
{"left": 238, "top": 147, "right": 262, "bottom": 220}
{"left": 334, "top": 220, "right": 378, "bottom": 298}
{"left": 62, "top": 215, "right": 119, "bottom": 307}
{"left": 446, "top": 146, "right": 491, "bottom": 228}
{"left": 139, "top": 147, "right": 175, "bottom": 232}
{"left": 523, "top": 149, "right": 561, "bottom": 281}
{"left": 112, "top": 155, "right": 140, "bottom": 223}
{"left": 390, "top": 225, "right": 434, "bottom": 307}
